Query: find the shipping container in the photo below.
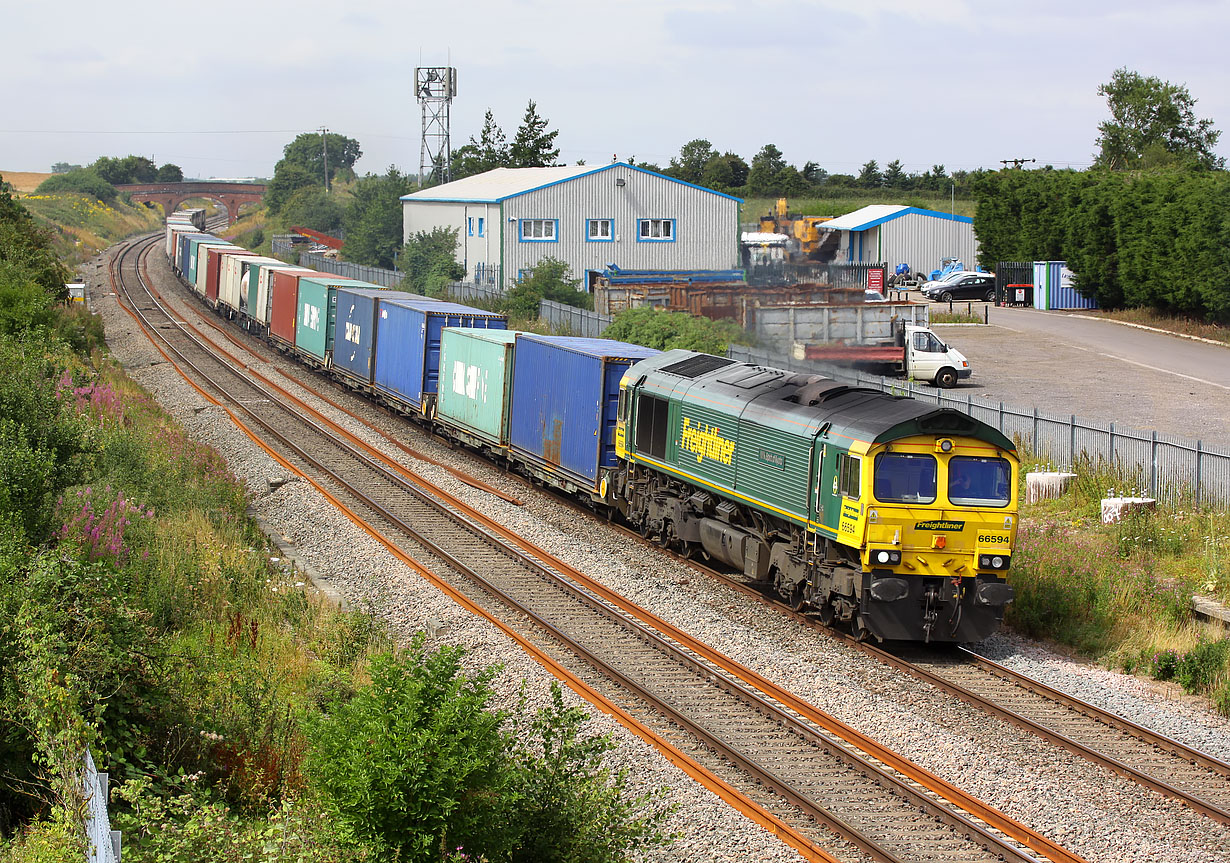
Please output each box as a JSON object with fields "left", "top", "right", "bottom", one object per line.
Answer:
{"left": 223, "top": 255, "right": 282, "bottom": 318}
{"left": 373, "top": 297, "right": 507, "bottom": 415}
{"left": 189, "top": 239, "right": 232, "bottom": 293}
{"left": 436, "top": 328, "right": 520, "bottom": 449}
{"left": 256, "top": 266, "right": 315, "bottom": 329}
{"left": 332, "top": 287, "right": 425, "bottom": 386}
{"left": 293, "top": 277, "right": 382, "bottom": 364}
{"left": 205, "top": 248, "right": 258, "bottom": 307}
{"left": 175, "top": 232, "right": 213, "bottom": 276}
{"left": 508, "top": 335, "right": 658, "bottom": 494}
{"left": 165, "top": 221, "right": 198, "bottom": 259}
{"left": 269, "top": 268, "right": 310, "bottom": 347}
{"left": 1033, "top": 261, "right": 1097, "bottom": 311}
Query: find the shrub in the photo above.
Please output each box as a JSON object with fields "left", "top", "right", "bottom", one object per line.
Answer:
{"left": 602, "top": 305, "right": 747, "bottom": 354}
{"left": 34, "top": 170, "right": 117, "bottom": 204}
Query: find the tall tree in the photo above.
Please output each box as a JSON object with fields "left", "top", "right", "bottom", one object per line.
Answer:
{"left": 883, "top": 159, "right": 906, "bottom": 188}
{"left": 342, "top": 168, "right": 416, "bottom": 269}
{"left": 90, "top": 155, "right": 157, "bottom": 185}
{"left": 508, "top": 101, "right": 560, "bottom": 168}
{"left": 279, "top": 132, "right": 363, "bottom": 186}
{"left": 155, "top": 163, "right": 184, "bottom": 183}
{"left": 452, "top": 109, "right": 511, "bottom": 180}
{"left": 746, "top": 144, "right": 789, "bottom": 196}
{"left": 666, "top": 139, "right": 715, "bottom": 185}
{"left": 700, "top": 152, "right": 749, "bottom": 195}
{"left": 857, "top": 159, "right": 882, "bottom": 188}
{"left": 1094, "top": 68, "right": 1224, "bottom": 170}
{"left": 264, "top": 163, "right": 319, "bottom": 214}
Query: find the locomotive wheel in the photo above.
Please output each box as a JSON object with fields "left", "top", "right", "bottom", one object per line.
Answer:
{"left": 789, "top": 582, "right": 806, "bottom": 611}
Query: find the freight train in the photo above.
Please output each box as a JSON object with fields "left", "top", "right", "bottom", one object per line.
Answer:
{"left": 162, "top": 214, "right": 1019, "bottom": 643}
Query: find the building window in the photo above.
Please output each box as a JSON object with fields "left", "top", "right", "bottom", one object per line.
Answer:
{"left": 520, "top": 219, "right": 558, "bottom": 242}
{"left": 637, "top": 218, "right": 675, "bottom": 242}
{"left": 587, "top": 218, "right": 613, "bottom": 242}
{"left": 477, "top": 217, "right": 485, "bottom": 237}
{"left": 467, "top": 217, "right": 474, "bottom": 236}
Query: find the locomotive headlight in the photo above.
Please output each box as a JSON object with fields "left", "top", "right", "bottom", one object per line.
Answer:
{"left": 992, "top": 556, "right": 1003, "bottom": 568}
{"left": 936, "top": 439, "right": 954, "bottom": 453}
{"left": 873, "top": 549, "right": 902, "bottom": 565}
{"left": 876, "top": 550, "right": 890, "bottom": 564}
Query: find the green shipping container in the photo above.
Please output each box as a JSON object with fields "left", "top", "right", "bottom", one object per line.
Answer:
{"left": 437, "top": 328, "right": 520, "bottom": 447}
{"left": 295, "top": 277, "right": 377, "bottom": 362}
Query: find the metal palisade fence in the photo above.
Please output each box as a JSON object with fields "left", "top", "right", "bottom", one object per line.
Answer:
{"left": 83, "top": 750, "right": 120, "bottom": 863}
{"left": 726, "top": 344, "right": 1230, "bottom": 507}
{"left": 539, "top": 300, "right": 612, "bottom": 337}
{"left": 296, "top": 251, "right": 402, "bottom": 287}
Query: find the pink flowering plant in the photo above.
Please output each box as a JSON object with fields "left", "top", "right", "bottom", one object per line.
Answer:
{"left": 55, "top": 483, "right": 154, "bottom": 566}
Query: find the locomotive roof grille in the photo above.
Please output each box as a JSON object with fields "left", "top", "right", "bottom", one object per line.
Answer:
{"left": 659, "top": 354, "right": 736, "bottom": 378}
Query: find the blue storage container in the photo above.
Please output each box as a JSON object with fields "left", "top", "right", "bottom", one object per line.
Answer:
{"left": 508, "top": 335, "right": 658, "bottom": 492}
{"left": 177, "top": 232, "right": 212, "bottom": 277}
{"left": 372, "top": 297, "right": 507, "bottom": 414}
{"left": 333, "top": 287, "right": 424, "bottom": 385}
{"left": 1033, "top": 260, "right": 1097, "bottom": 310}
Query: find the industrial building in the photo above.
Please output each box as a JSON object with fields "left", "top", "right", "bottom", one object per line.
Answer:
{"left": 400, "top": 163, "right": 742, "bottom": 290}
{"left": 819, "top": 205, "right": 978, "bottom": 278}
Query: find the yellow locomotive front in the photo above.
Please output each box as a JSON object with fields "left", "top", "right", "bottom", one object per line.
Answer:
{"left": 851, "top": 434, "right": 1019, "bottom": 642}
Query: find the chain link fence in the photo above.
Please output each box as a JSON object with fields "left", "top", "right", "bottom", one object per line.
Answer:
{"left": 726, "top": 344, "right": 1230, "bottom": 506}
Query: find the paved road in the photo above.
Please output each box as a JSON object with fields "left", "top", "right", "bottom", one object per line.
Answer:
{"left": 925, "top": 303, "right": 1230, "bottom": 453}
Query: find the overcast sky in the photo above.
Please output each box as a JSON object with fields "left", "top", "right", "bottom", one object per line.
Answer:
{"left": 4, "top": 0, "right": 1229, "bottom": 182}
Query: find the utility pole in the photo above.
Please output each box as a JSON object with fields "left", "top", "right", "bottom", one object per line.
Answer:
{"left": 319, "top": 126, "right": 330, "bottom": 192}
{"left": 1000, "top": 158, "right": 1036, "bottom": 169}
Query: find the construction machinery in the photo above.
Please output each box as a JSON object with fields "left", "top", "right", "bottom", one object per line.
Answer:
{"left": 757, "top": 198, "right": 838, "bottom": 263}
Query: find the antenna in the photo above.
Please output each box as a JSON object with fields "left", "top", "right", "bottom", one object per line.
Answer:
{"left": 416, "top": 66, "right": 457, "bottom": 188}
{"left": 1000, "top": 158, "right": 1036, "bottom": 169}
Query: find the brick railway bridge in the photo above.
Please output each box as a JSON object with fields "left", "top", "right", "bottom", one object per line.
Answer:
{"left": 116, "top": 182, "right": 267, "bottom": 225}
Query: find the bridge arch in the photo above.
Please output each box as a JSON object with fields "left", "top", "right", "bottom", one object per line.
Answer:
{"left": 115, "top": 182, "right": 267, "bottom": 225}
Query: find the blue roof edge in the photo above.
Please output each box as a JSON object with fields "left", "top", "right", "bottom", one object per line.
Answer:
{"left": 400, "top": 162, "right": 743, "bottom": 204}
{"left": 842, "top": 206, "right": 974, "bottom": 231}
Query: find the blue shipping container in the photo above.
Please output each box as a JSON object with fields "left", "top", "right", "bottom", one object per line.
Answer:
{"left": 1033, "top": 260, "right": 1097, "bottom": 311}
{"left": 373, "top": 297, "right": 507, "bottom": 412}
{"left": 508, "top": 335, "right": 658, "bottom": 491}
{"left": 333, "top": 287, "right": 424, "bottom": 385}
{"left": 175, "top": 232, "right": 212, "bottom": 274}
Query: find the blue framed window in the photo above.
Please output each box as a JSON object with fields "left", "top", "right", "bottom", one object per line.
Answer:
{"left": 477, "top": 217, "right": 485, "bottom": 237}
{"left": 519, "top": 218, "right": 558, "bottom": 242}
{"left": 586, "top": 218, "right": 613, "bottom": 242}
{"left": 467, "top": 217, "right": 474, "bottom": 236}
{"left": 637, "top": 218, "right": 675, "bottom": 242}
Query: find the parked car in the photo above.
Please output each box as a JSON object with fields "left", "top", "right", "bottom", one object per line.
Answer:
{"left": 921, "top": 272, "right": 997, "bottom": 303}
{"left": 918, "top": 270, "right": 978, "bottom": 293}
{"left": 864, "top": 288, "right": 888, "bottom": 302}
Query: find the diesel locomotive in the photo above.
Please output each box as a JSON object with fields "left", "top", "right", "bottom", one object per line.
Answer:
{"left": 613, "top": 350, "right": 1018, "bottom": 643}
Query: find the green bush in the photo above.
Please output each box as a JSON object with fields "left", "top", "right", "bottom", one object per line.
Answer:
{"left": 34, "top": 170, "right": 117, "bottom": 204}
{"left": 602, "top": 305, "right": 747, "bottom": 354}
{"left": 503, "top": 257, "right": 591, "bottom": 319}
{"left": 304, "top": 641, "right": 673, "bottom": 863}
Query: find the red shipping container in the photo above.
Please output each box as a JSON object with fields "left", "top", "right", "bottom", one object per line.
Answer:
{"left": 269, "top": 268, "right": 307, "bottom": 347}
{"left": 205, "top": 248, "right": 258, "bottom": 306}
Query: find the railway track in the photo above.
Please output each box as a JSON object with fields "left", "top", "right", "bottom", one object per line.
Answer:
{"left": 592, "top": 507, "right": 1230, "bottom": 828}
{"left": 109, "top": 233, "right": 1090, "bottom": 863}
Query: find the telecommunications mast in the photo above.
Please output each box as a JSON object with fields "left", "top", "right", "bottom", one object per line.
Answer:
{"left": 415, "top": 66, "right": 456, "bottom": 187}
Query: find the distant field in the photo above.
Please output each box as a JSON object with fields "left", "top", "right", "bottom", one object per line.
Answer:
{"left": 1, "top": 171, "right": 52, "bottom": 192}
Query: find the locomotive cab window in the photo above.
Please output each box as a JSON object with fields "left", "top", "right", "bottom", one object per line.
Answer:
{"left": 837, "top": 453, "right": 861, "bottom": 498}
{"left": 873, "top": 453, "right": 937, "bottom": 504}
{"left": 948, "top": 456, "right": 1011, "bottom": 507}
{"left": 635, "top": 394, "right": 669, "bottom": 460}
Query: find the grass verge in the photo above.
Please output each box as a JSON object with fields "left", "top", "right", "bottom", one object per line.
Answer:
{"left": 18, "top": 193, "right": 162, "bottom": 267}
{"left": 1010, "top": 449, "right": 1230, "bottom": 713}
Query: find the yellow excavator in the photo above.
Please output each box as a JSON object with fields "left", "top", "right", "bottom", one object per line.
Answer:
{"left": 757, "top": 198, "right": 837, "bottom": 262}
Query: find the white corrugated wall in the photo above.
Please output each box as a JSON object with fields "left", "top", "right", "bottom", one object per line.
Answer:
{"left": 504, "top": 166, "right": 739, "bottom": 287}
{"left": 836, "top": 212, "right": 979, "bottom": 276}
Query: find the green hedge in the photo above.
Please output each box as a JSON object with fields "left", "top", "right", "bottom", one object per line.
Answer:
{"left": 973, "top": 168, "right": 1230, "bottom": 322}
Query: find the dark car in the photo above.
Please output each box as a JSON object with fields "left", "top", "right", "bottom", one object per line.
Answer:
{"left": 921, "top": 273, "right": 997, "bottom": 302}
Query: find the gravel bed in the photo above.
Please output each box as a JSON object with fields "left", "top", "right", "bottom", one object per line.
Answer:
{"left": 92, "top": 246, "right": 1230, "bottom": 863}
